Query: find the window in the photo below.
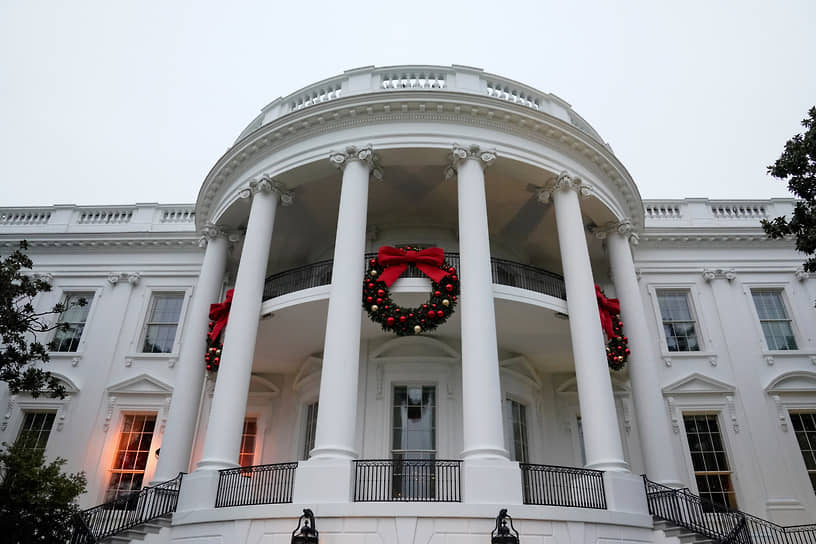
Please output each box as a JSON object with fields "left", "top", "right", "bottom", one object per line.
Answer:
{"left": 239, "top": 418, "right": 258, "bottom": 468}
{"left": 657, "top": 291, "right": 700, "bottom": 352}
{"left": 142, "top": 293, "right": 184, "bottom": 353}
{"left": 505, "top": 399, "right": 529, "bottom": 463}
{"left": 790, "top": 412, "right": 816, "bottom": 495}
{"left": 392, "top": 386, "right": 436, "bottom": 499}
{"left": 106, "top": 414, "right": 156, "bottom": 501}
{"left": 302, "top": 402, "right": 318, "bottom": 460}
{"left": 51, "top": 292, "right": 92, "bottom": 352}
{"left": 752, "top": 290, "right": 797, "bottom": 350}
{"left": 683, "top": 414, "right": 737, "bottom": 510}
{"left": 17, "top": 411, "right": 56, "bottom": 454}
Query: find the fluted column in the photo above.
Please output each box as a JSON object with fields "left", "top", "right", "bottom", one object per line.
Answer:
{"left": 446, "top": 144, "right": 507, "bottom": 460}
{"left": 601, "top": 222, "right": 684, "bottom": 486}
{"left": 542, "top": 172, "right": 628, "bottom": 472}
{"left": 153, "top": 225, "right": 228, "bottom": 482}
{"left": 196, "top": 177, "right": 292, "bottom": 471}
{"left": 310, "top": 145, "right": 381, "bottom": 460}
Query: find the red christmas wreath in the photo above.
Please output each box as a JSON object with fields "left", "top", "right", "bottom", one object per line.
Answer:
{"left": 363, "top": 246, "right": 460, "bottom": 335}
{"left": 204, "top": 289, "right": 233, "bottom": 372}
{"left": 596, "top": 285, "right": 629, "bottom": 371}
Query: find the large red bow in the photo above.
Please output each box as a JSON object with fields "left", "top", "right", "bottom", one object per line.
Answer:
{"left": 595, "top": 285, "right": 621, "bottom": 338}
{"left": 377, "top": 246, "right": 449, "bottom": 287}
{"left": 208, "top": 289, "right": 234, "bottom": 344}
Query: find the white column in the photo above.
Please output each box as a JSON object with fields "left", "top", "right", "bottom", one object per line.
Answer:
{"left": 152, "top": 225, "right": 228, "bottom": 483}
{"left": 544, "top": 172, "right": 629, "bottom": 472}
{"left": 603, "top": 223, "right": 684, "bottom": 486}
{"left": 293, "top": 146, "right": 378, "bottom": 504}
{"left": 447, "top": 145, "right": 521, "bottom": 505}
{"left": 195, "top": 177, "right": 289, "bottom": 471}
{"left": 447, "top": 145, "right": 506, "bottom": 460}
{"left": 310, "top": 146, "right": 379, "bottom": 459}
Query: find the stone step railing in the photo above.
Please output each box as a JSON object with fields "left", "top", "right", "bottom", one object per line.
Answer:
{"left": 242, "top": 65, "right": 603, "bottom": 143}
{"left": 0, "top": 204, "right": 196, "bottom": 234}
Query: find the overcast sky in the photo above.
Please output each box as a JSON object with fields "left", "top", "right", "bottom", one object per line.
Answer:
{"left": 1, "top": 0, "right": 814, "bottom": 207}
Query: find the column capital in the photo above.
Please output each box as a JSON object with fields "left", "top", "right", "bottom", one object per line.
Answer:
{"left": 444, "top": 144, "right": 497, "bottom": 179}
{"left": 198, "top": 223, "right": 241, "bottom": 248}
{"left": 593, "top": 219, "right": 640, "bottom": 246}
{"left": 238, "top": 176, "right": 295, "bottom": 206}
{"left": 329, "top": 145, "right": 383, "bottom": 180}
{"left": 537, "top": 171, "right": 592, "bottom": 203}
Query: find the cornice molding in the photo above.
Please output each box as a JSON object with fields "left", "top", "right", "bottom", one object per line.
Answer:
{"left": 195, "top": 93, "right": 642, "bottom": 229}
{"left": 0, "top": 235, "right": 200, "bottom": 250}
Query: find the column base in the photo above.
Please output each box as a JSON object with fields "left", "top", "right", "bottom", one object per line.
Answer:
{"left": 603, "top": 471, "right": 648, "bottom": 515}
{"left": 176, "top": 469, "right": 220, "bottom": 513}
{"left": 585, "top": 457, "right": 630, "bottom": 472}
{"left": 462, "top": 458, "right": 523, "bottom": 504}
{"left": 292, "top": 457, "right": 354, "bottom": 504}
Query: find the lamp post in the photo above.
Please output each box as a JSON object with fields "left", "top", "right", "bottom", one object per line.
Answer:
{"left": 491, "top": 509, "right": 520, "bottom": 544}
{"left": 291, "top": 508, "right": 319, "bottom": 544}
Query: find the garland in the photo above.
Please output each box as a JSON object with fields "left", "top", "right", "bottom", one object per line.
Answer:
{"left": 595, "top": 285, "right": 629, "bottom": 371}
{"left": 363, "top": 246, "right": 460, "bottom": 335}
{"left": 205, "top": 289, "right": 233, "bottom": 372}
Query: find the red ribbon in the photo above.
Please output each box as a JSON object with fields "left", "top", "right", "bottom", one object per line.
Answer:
{"left": 377, "top": 246, "right": 449, "bottom": 287}
{"left": 595, "top": 285, "right": 621, "bottom": 338}
{"left": 208, "top": 289, "right": 234, "bottom": 344}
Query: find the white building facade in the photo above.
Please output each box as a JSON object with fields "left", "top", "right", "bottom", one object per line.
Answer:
{"left": 1, "top": 65, "right": 815, "bottom": 543}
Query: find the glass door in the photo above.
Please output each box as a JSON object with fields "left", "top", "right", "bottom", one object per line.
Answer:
{"left": 392, "top": 385, "right": 436, "bottom": 499}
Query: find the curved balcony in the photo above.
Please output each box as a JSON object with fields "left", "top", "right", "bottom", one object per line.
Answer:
{"left": 263, "top": 253, "right": 566, "bottom": 302}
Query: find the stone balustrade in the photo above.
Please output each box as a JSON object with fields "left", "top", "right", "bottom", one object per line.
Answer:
{"left": 239, "top": 64, "right": 603, "bottom": 143}
{"left": 0, "top": 204, "right": 196, "bottom": 234}
{"left": 643, "top": 198, "right": 795, "bottom": 228}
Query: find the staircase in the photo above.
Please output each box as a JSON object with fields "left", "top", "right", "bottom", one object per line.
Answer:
{"left": 71, "top": 474, "right": 183, "bottom": 544}
{"left": 643, "top": 476, "right": 816, "bottom": 544}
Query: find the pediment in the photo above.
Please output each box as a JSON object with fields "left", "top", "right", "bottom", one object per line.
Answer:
{"left": 371, "top": 336, "right": 459, "bottom": 360}
{"left": 766, "top": 371, "right": 816, "bottom": 395}
{"left": 662, "top": 373, "right": 735, "bottom": 395}
{"left": 107, "top": 374, "right": 173, "bottom": 395}
{"left": 556, "top": 375, "right": 630, "bottom": 396}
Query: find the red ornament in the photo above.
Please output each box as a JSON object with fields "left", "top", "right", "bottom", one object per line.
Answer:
{"left": 399, "top": 316, "right": 406, "bottom": 323}
{"left": 452, "top": 296, "right": 457, "bottom": 301}
{"left": 434, "top": 290, "right": 441, "bottom": 296}
{"left": 449, "top": 267, "right": 456, "bottom": 274}
{"left": 377, "top": 289, "right": 385, "bottom": 297}
{"left": 368, "top": 282, "right": 374, "bottom": 289}
{"left": 445, "top": 284, "right": 453, "bottom": 291}
{"left": 451, "top": 275, "right": 458, "bottom": 281}
{"left": 409, "top": 313, "right": 414, "bottom": 318}
{"left": 366, "top": 296, "right": 373, "bottom": 303}
{"left": 386, "top": 317, "right": 396, "bottom": 326}
{"left": 376, "top": 298, "right": 383, "bottom": 304}
{"left": 428, "top": 310, "right": 436, "bottom": 318}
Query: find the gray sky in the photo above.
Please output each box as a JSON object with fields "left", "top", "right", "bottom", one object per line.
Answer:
{"left": 1, "top": 0, "right": 814, "bottom": 207}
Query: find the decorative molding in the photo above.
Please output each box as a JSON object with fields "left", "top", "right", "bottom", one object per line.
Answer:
{"left": 666, "top": 396, "right": 680, "bottom": 433}
{"left": 726, "top": 395, "right": 739, "bottom": 433}
{"left": 55, "top": 395, "right": 71, "bottom": 431}
{"left": 772, "top": 395, "right": 788, "bottom": 431}
{"left": 662, "top": 372, "right": 736, "bottom": 395}
{"left": 127, "top": 272, "right": 141, "bottom": 286}
{"left": 536, "top": 171, "right": 592, "bottom": 203}
{"left": 71, "top": 357, "right": 80, "bottom": 367}
{"left": 159, "top": 396, "right": 172, "bottom": 434}
{"left": 1, "top": 237, "right": 200, "bottom": 250}
{"left": 663, "top": 357, "right": 672, "bottom": 367}
{"left": 794, "top": 267, "right": 812, "bottom": 281}
{"left": 765, "top": 356, "right": 775, "bottom": 366}
{"left": 444, "top": 143, "right": 497, "bottom": 178}
{"left": 107, "top": 272, "right": 122, "bottom": 285}
{"left": 593, "top": 219, "right": 640, "bottom": 246}
{"left": 708, "top": 356, "right": 718, "bottom": 367}
{"left": 765, "top": 370, "right": 816, "bottom": 394}
{"left": 124, "top": 358, "right": 134, "bottom": 367}
{"left": 328, "top": 145, "right": 383, "bottom": 180}
{"left": 1, "top": 395, "right": 17, "bottom": 432}
{"left": 199, "top": 223, "right": 227, "bottom": 248}
{"left": 702, "top": 268, "right": 736, "bottom": 282}
{"left": 168, "top": 358, "right": 177, "bottom": 368}
{"left": 103, "top": 395, "right": 117, "bottom": 432}
{"left": 32, "top": 272, "right": 54, "bottom": 284}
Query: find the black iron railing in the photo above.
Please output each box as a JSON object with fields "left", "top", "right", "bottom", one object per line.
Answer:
{"left": 353, "top": 459, "right": 462, "bottom": 502}
{"left": 644, "top": 476, "right": 816, "bottom": 544}
{"left": 263, "top": 253, "right": 566, "bottom": 301}
{"left": 215, "top": 462, "right": 297, "bottom": 507}
{"left": 520, "top": 463, "right": 607, "bottom": 509}
{"left": 71, "top": 473, "right": 183, "bottom": 544}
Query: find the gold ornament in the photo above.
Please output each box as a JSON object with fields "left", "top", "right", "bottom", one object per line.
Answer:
{"left": 371, "top": 305, "right": 379, "bottom": 312}
{"left": 414, "top": 325, "right": 422, "bottom": 334}
{"left": 370, "top": 270, "right": 378, "bottom": 276}
{"left": 442, "top": 299, "right": 450, "bottom": 307}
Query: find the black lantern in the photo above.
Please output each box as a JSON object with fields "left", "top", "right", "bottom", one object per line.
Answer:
{"left": 491, "top": 509, "right": 520, "bottom": 544}
{"left": 291, "top": 508, "right": 319, "bottom": 544}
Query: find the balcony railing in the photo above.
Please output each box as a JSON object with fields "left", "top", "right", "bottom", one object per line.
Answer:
{"left": 520, "top": 463, "right": 607, "bottom": 509}
{"left": 71, "top": 473, "right": 183, "bottom": 544}
{"left": 215, "top": 462, "right": 298, "bottom": 507}
{"left": 353, "top": 459, "right": 462, "bottom": 502}
{"left": 263, "top": 253, "right": 565, "bottom": 302}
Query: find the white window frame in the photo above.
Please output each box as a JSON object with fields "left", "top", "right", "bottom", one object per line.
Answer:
{"left": 655, "top": 289, "right": 702, "bottom": 353}
{"left": 48, "top": 289, "right": 98, "bottom": 356}
{"left": 504, "top": 396, "right": 530, "bottom": 464}
{"left": 647, "top": 283, "right": 713, "bottom": 357}
{"left": 679, "top": 411, "right": 739, "bottom": 509}
{"left": 16, "top": 410, "right": 58, "bottom": 452}
{"left": 140, "top": 292, "right": 186, "bottom": 354}
{"left": 299, "top": 400, "right": 319, "bottom": 461}
{"left": 104, "top": 411, "right": 160, "bottom": 501}
{"left": 745, "top": 285, "right": 801, "bottom": 353}
{"left": 127, "top": 286, "right": 192, "bottom": 360}
{"left": 238, "top": 416, "right": 261, "bottom": 468}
